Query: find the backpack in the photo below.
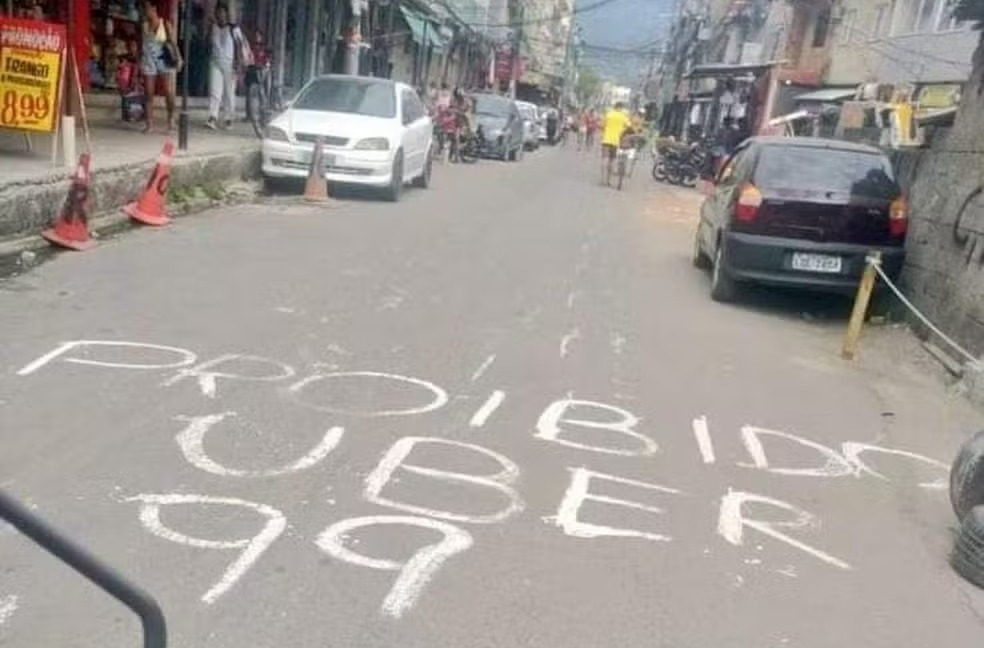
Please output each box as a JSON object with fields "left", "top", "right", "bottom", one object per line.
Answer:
{"left": 231, "top": 24, "right": 255, "bottom": 67}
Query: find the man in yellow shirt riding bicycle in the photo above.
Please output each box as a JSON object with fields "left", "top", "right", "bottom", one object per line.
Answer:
{"left": 600, "top": 102, "right": 631, "bottom": 186}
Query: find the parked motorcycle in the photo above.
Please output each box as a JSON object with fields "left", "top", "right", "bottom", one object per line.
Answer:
{"left": 656, "top": 142, "right": 707, "bottom": 188}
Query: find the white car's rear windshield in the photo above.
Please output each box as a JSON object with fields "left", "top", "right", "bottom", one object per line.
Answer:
{"left": 293, "top": 78, "right": 397, "bottom": 118}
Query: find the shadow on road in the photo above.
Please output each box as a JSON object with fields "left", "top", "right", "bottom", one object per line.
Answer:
{"left": 726, "top": 284, "right": 857, "bottom": 324}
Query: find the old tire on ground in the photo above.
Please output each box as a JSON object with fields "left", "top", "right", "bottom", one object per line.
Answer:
{"left": 384, "top": 151, "right": 404, "bottom": 202}
{"left": 950, "top": 505, "right": 984, "bottom": 589}
{"left": 710, "top": 242, "right": 737, "bottom": 302}
{"left": 950, "top": 430, "right": 984, "bottom": 520}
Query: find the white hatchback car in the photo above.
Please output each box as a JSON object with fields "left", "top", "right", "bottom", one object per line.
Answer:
{"left": 262, "top": 75, "right": 433, "bottom": 201}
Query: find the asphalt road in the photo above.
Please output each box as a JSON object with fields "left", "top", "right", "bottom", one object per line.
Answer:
{"left": 2, "top": 145, "right": 984, "bottom": 648}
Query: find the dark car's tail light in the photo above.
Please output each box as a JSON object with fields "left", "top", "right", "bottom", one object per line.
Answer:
{"left": 734, "top": 183, "right": 763, "bottom": 222}
{"left": 889, "top": 196, "right": 908, "bottom": 237}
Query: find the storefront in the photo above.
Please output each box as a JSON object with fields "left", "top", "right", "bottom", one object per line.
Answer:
{"left": 682, "top": 61, "right": 781, "bottom": 142}
{"left": 1, "top": 0, "right": 271, "bottom": 100}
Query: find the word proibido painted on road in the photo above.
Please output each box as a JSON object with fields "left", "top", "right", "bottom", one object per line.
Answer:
{"left": 17, "top": 340, "right": 950, "bottom": 618}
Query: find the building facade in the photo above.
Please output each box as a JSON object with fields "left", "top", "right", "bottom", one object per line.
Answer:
{"left": 827, "top": 0, "right": 977, "bottom": 86}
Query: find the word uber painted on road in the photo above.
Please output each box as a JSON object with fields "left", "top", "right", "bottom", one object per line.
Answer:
{"left": 16, "top": 340, "right": 950, "bottom": 618}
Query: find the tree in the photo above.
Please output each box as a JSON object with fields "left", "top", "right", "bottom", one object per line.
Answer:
{"left": 576, "top": 66, "right": 603, "bottom": 108}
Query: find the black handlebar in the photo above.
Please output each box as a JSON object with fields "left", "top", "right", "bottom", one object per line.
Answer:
{"left": 0, "top": 489, "right": 167, "bottom": 648}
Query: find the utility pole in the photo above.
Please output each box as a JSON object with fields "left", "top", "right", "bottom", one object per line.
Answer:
{"left": 177, "top": 0, "right": 192, "bottom": 150}
{"left": 509, "top": 2, "right": 524, "bottom": 99}
{"left": 560, "top": 21, "right": 572, "bottom": 107}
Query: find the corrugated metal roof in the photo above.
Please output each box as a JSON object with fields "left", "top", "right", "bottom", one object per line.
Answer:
{"left": 793, "top": 88, "right": 857, "bottom": 103}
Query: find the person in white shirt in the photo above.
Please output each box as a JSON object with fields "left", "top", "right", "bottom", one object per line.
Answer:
{"left": 206, "top": 4, "right": 244, "bottom": 129}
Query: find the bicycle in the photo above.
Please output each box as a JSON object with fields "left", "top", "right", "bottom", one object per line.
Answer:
{"left": 245, "top": 61, "right": 282, "bottom": 139}
{"left": 614, "top": 134, "right": 644, "bottom": 191}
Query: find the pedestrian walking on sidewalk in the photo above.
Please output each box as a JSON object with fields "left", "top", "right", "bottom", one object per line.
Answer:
{"left": 140, "top": 1, "right": 182, "bottom": 134}
{"left": 206, "top": 3, "right": 245, "bottom": 130}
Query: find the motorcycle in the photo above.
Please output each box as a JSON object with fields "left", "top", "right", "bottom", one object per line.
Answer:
{"left": 454, "top": 125, "right": 485, "bottom": 164}
{"left": 661, "top": 142, "right": 707, "bottom": 188}
{"left": 651, "top": 139, "right": 682, "bottom": 182}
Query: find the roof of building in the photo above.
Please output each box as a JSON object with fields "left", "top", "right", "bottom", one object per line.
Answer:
{"left": 793, "top": 88, "right": 857, "bottom": 103}
{"left": 684, "top": 61, "right": 785, "bottom": 79}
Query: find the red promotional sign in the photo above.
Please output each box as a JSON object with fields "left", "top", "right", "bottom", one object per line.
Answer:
{"left": 494, "top": 46, "right": 526, "bottom": 83}
{"left": 0, "top": 17, "right": 66, "bottom": 132}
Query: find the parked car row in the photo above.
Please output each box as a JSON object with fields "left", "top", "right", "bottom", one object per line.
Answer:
{"left": 260, "top": 75, "right": 550, "bottom": 202}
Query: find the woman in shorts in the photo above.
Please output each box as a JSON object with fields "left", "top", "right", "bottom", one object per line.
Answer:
{"left": 140, "top": 1, "right": 182, "bottom": 133}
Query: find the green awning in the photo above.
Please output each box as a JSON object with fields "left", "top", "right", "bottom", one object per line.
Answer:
{"left": 399, "top": 6, "right": 448, "bottom": 52}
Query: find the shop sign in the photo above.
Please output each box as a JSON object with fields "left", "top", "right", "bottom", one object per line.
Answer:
{"left": 494, "top": 46, "right": 525, "bottom": 83}
{"left": 0, "top": 17, "right": 66, "bottom": 133}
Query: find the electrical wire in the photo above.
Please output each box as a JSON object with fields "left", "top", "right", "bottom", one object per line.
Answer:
{"left": 523, "top": 33, "right": 662, "bottom": 55}
{"left": 438, "top": 0, "right": 626, "bottom": 30}
{"left": 840, "top": 20, "right": 973, "bottom": 70}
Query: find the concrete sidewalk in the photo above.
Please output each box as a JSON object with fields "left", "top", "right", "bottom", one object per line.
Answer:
{"left": 0, "top": 110, "right": 261, "bottom": 251}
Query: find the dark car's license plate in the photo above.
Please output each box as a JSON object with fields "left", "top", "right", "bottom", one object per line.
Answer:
{"left": 791, "top": 253, "right": 842, "bottom": 273}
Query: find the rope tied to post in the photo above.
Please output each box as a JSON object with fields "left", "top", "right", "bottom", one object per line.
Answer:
{"left": 842, "top": 251, "right": 979, "bottom": 365}
{"left": 865, "top": 255, "right": 978, "bottom": 365}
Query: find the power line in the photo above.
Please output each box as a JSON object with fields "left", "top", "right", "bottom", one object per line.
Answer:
{"left": 524, "top": 34, "right": 662, "bottom": 55}
{"left": 452, "top": 0, "right": 626, "bottom": 30}
{"left": 840, "top": 21, "right": 972, "bottom": 70}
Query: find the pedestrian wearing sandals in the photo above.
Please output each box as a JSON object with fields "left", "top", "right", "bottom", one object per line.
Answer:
{"left": 206, "top": 3, "right": 248, "bottom": 130}
{"left": 140, "top": 1, "right": 182, "bottom": 133}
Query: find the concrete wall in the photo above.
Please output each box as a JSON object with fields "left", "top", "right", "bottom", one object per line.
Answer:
{"left": 828, "top": 0, "right": 977, "bottom": 85}
{"left": 899, "top": 37, "right": 984, "bottom": 356}
{"left": 0, "top": 148, "right": 260, "bottom": 245}
{"left": 775, "top": 2, "right": 831, "bottom": 86}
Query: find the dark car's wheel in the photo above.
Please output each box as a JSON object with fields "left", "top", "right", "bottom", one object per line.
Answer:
{"left": 951, "top": 430, "right": 984, "bottom": 520}
{"left": 710, "top": 242, "right": 737, "bottom": 302}
{"left": 950, "top": 505, "right": 984, "bottom": 589}
{"left": 384, "top": 151, "right": 404, "bottom": 202}
{"left": 412, "top": 150, "right": 432, "bottom": 189}
{"left": 692, "top": 227, "right": 711, "bottom": 270}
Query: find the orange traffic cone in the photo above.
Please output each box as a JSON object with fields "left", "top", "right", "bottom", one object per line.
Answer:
{"left": 125, "top": 138, "right": 175, "bottom": 226}
{"left": 303, "top": 136, "right": 330, "bottom": 203}
{"left": 41, "top": 153, "right": 96, "bottom": 251}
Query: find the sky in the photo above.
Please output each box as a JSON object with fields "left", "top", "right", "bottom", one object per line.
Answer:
{"left": 574, "top": 0, "right": 678, "bottom": 84}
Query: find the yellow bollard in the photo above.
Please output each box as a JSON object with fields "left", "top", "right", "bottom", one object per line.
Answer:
{"left": 841, "top": 251, "right": 882, "bottom": 360}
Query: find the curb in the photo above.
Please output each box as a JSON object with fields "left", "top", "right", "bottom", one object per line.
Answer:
{"left": 0, "top": 148, "right": 262, "bottom": 275}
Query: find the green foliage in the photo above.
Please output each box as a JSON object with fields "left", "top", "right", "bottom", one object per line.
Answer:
{"left": 576, "top": 66, "right": 603, "bottom": 107}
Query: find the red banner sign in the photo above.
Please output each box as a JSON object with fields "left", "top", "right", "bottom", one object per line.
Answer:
{"left": 0, "top": 17, "right": 66, "bottom": 132}
{"left": 494, "top": 46, "right": 526, "bottom": 84}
